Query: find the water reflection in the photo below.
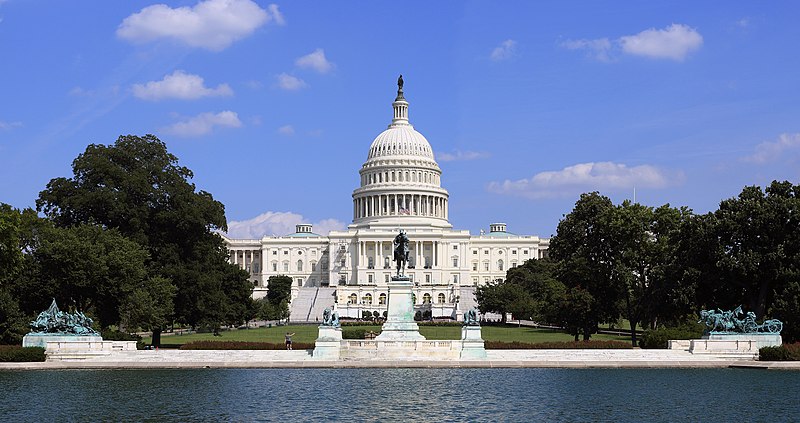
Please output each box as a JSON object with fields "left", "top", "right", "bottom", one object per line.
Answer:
{"left": 1, "top": 368, "right": 798, "bottom": 422}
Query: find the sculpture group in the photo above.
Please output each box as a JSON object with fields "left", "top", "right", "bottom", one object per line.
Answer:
{"left": 29, "top": 299, "right": 98, "bottom": 336}
{"left": 321, "top": 307, "right": 340, "bottom": 327}
{"left": 699, "top": 306, "right": 783, "bottom": 334}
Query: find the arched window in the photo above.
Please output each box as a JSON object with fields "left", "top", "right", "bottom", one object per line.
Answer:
{"left": 423, "top": 293, "right": 431, "bottom": 304}
{"left": 349, "top": 293, "right": 357, "bottom": 304}
{"left": 363, "top": 293, "right": 372, "bottom": 304}
{"left": 498, "top": 260, "right": 504, "bottom": 271}
{"left": 297, "top": 260, "right": 303, "bottom": 272}
{"left": 379, "top": 293, "right": 387, "bottom": 305}
{"left": 437, "top": 293, "right": 446, "bottom": 304}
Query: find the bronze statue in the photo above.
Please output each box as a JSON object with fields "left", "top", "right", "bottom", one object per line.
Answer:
{"left": 393, "top": 229, "right": 409, "bottom": 277}
{"left": 464, "top": 308, "right": 479, "bottom": 326}
{"left": 397, "top": 74, "right": 404, "bottom": 91}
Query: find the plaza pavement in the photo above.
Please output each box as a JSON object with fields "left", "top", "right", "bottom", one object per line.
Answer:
{"left": 2, "top": 348, "right": 799, "bottom": 370}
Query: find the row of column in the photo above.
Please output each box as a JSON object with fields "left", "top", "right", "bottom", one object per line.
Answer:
{"left": 230, "top": 250, "right": 259, "bottom": 272}
{"left": 353, "top": 194, "right": 448, "bottom": 220}
{"left": 356, "top": 240, "right": 448, "bottom": 270}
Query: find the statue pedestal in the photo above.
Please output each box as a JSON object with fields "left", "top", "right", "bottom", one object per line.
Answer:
{"left": 375, "top": 276, "right": 425, "bottom": 341}
{"left": 460, "top": 325, "right": 487, "bottom": 359}
{"left": 688, "top": 333, "right": 782, "bottom": 356}
{"left": 22, "top": 334, "right": 102, "bottom": 349}
{"left": 313, "top": 326, "right": 342, "bottom": 360}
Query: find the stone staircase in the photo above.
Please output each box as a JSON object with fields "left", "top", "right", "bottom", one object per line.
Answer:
{"left": 289, "top": 287, "right": 338, "bottom": 322}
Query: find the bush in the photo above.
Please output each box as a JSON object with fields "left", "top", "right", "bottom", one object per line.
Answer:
{"left": 101, "top": 330, "right": 145, "bottom": 350}
{"left": 639, "top": 322, "right": 704, "bottom": 349}
{"left": 179, "top": 341, "right": 314, "bottom": 350}
{"left": 759, "top": 343, "right": 800, "bottom": 361}
{"left": 485, "top": 340, "right": 632, "bottom": 349}
{"left": 0, "top": 346, "right": 46, "bottom": 362}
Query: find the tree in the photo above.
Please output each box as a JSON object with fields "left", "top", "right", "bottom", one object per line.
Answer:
{"left": 505, "top": 257, "right": 565, "bottom": 324}
{"left": 558, "top": 287, "right": 595, "bottom": 341}
{"left": 258, "top": 275, "right": 292, "bottom": 321}
{"left": 0, "top": 204, "right": 27, "bottom": 344}
{"left": 118, "top": 276, "right": 176, "bottom": 344}
{"left": 36, "top": 134, "right": 253, "bottom": 338}
{"left": 475, "top": 280, "right": 533, "bottom": 324}
{"left": 549, "top": 192, "right": 622, "bottom": 339}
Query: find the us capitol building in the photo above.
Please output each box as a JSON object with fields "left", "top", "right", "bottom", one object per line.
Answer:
{"left": 222, "top": 78, "right": 549, "bottom": 321}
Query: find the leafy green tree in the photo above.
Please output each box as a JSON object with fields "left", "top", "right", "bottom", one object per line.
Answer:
{"left": 558, "top": 287, "right": 595, "bottom": 341}
{"left": 36, "top": 134, "right": 253, "bottom": 340}
{"left": 475, "top": 280, "right": 533, "bottom": 324}
{"left": 258, "top": 275, "right": 292, "bottom": 321}
{"left": 118, "top": 276, "right": 176, "bottom": 341}
{"left": 505, "top": 257, "right": 565, "bottom": 324}
{"left": 549, "top": 192, "right": 622, "bottom": 339}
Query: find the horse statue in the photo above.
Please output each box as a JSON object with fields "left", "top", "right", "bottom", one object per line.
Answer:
{"left": 393, "top": 229, "right": 409, "bottom": 277}
{"left": 464, "top": 308, "right": 480, "bottom": 326}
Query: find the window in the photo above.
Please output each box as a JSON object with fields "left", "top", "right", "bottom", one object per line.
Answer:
{"left": 511, "top": 261, "right": 517, "bottom": 268}
{"left": 297, "top": 260, "right": 303, "bottom": 272}
{"left": 512, "top": 250, "right": 517, "bottom": 255}
{"left": 272, "top": 262, "right": 277, "bottom": 272}
{"left": 453, "top": 274, "right": 458, "bottom": 283}
{"left": 349, "top": 293, "right": 357, "bottom": 304}
{"left": 253, "top": 263, "right": 260, "bottom": 273}
{"left": 368, "top": 257, "right": 374, "bottom": 269}
{"left": 472, "top": 262, "right": 478, "bottom": 271}
{"left": 423, "top": 293, "right": 432, "bottom": 304}
{"left": 425, "top": 274, "right": 431, "bottom": 284}
{"left": 368, "top": 274, "right": 374, "bottom": 284}
{"left": 472, "top": 277, "right": 479, "bottom": 284}
{"left": 298, "top": 251, "right": 302, "bottom": 255}
{"left": 311, "top": 261, "right": 317, "bottom": 271}
{"left": 340, "top": 259, "right": 346, "bottom": 267}
{"left": 452, "top": 257, "right": 458, "bottom": 267}
{"left": 284, "top": 250, "right": 289, "bottom": 255}
{"left": 322, "top": 261, "right": 329, "bottom": 271}
{"left": 498, "top": 260, "right": 504, "bottom": 271}
{"left": 483, "top": 262, "right": 489, "bottom": 271}
{"left": 379, "top": 293, "right": 387, "bottom": 305}
{"left": 363, "top": 293, "right": 372, "bottom": 304}
{"left": 272, "top": 251, "right": 277, "bottom": 255}
{"left": 523, "top": 249, "right": 529, "bottom": 255}
{"left": 453, "top": 245, "right": 458, "bottom": 250}
{"left": 484, "top": 250, "right": 489, "bottom": 254}
{"left": 296, "top": 278, "right": 303, "bottom": 286}
{"left": 283, "top": 262, "right": 289, "bottom": 272}
{"left": 473, "top": 250, "right": 478, "bottom": 255}
{"left": 385, "top": 274, "right": 390, "bottom": 283}
{"left": 438, "top": 293, "right": 446, "bottom": 304}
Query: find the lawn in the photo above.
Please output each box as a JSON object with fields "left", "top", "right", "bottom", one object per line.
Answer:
{"left": 144, "top": 324, "right": 628, "bottom": 347}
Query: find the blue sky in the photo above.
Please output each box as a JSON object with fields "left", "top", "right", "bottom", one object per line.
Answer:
{"left": 1, "top": 1, "right": 799, "bottom": 238}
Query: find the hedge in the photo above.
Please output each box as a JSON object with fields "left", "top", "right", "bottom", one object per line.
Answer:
{"left": 0, "top": 346, "right": 46, "bottom": 362}
{"left": 759, "top": 343, "right": 800, "bottom": 361}
{"left": 485, "top": 340, "right": 632, "bottom": 349}
{"left": 639, "top": 323, "right": 705, "bottom": 349}
{"left": 179, "top": 341, "right": 315, "bottom": 350}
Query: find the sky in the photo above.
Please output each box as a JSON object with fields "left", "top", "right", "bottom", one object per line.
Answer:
{"left": 1, "top": 1, "right": 799, "bottom": 239}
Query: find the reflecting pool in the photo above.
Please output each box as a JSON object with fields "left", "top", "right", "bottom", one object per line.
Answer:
{"left": 1, "top": 368, "right": 798, "bottom": 422}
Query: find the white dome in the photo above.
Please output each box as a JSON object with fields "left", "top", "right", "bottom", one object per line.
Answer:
{"left": 367, "top": 126, "right": 435, "bottom": 161}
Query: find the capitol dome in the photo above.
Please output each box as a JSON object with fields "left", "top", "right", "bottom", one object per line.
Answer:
{"left": 350, "top": 76, "right": 451, "bottom": 229}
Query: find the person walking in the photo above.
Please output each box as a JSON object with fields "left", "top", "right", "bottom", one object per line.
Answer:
{"left": 285, "top": 332, "right": 296, "bottom": 350}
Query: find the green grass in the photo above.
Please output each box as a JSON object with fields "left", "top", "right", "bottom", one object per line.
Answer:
{"left": 143, "top": 324, "right": 628, "bottom": 347}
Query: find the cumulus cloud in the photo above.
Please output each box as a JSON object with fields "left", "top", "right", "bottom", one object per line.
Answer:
{"left": 437, "top": 150, "right": 490, "bottom": 162}
{"left": 278, "top": 125, "right": 295, "bottom": 135}
{"left": 275, "top": 73, "right": 307, "bottom": 90}
{"left": 562, "top": 24, "right": 702, "bottom": 62}
{"left": 117, "top": 0, "right": 284, "bottom": 51}
{"left": 488, "top": 162, "right": 682, "bottom": 199}
{"left": 132, "top": 70, "right": 233, "bottom": 101}
{"left": 163, "top": 110, "right": 242, "bottom": 137}
{"left": 742, "top": 133, "right": 800, "bottom": 164}
{"left": 619, "top": 24, "right": 703, "bottom": 61}
{"left": 295, "top": 48, "right": 334, "bottom": 73}
{"left": 226, "top": 211, "right": 346, "bottom": 238}
{"left": 490, "top": 39, "right": 517, "bottom": 61}
{"left": 0, "top": 120, "right": 22, "bottom": 130}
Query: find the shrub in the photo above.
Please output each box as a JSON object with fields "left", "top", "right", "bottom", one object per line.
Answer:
{"left": 0, "top": 346, "right": 46, "bottom": 362}
{"left": 102, "top": 330, "right": 145, "bottom": 350}
{"left": 179, "top": 341, "right": 314, "bottom": 350}
{"left": 639, "top": 322, "right": 704, "bottom": 349}
{"left": 759, "top": 343, "right": 800, "bottom": 361}
{"left": 485, "top": 340, "right": 632, "bottom": 349}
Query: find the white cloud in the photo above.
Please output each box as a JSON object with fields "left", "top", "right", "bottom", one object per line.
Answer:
{"left": 275, "top": 73, "right": 307, "bottom": 90}
{"left": 437, "top": 150, "right": 490, "bottom": 162}
{"left": 619, "top": 24, "right": 703, "bottom": 61}
{"left": 490, "top": 39, "right": 517, "bottom": 61}
{"left": 278, "top": 125, "right": 295, "bottom": 135}
{"left": 0, "top": 120, "right": 22, "bottom": 130}
{"left": 488, "top": 161, "right": 682, "bottom": 199}
{"left": 743, "top": 133, "right": 800, "bottom": 164}
{"left": 562, "top": 24, "right": 702, "bottom": 62}
{"left": 117, "top": 0, "right": 283, "bottom": 51}
{"left": 226, "top": 211, "right": 346, "bottom": 238}
{"left": 295, "top": 48, "right": 334, "bottom": 73}
{"left": 560, "top": 38, "right": 612, "bottom": 62}
{"left": 163, "top": 110, "right": 242, "bottom": 137}
{"left": 132, "top": 70, "right": 233, "bottom": 101}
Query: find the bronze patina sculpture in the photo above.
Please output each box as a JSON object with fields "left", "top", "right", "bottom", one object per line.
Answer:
{"left": 698, "top": 305, "right": 783, "bottom": 334}
{"left": 464, "top": 308, "right": 480, "bottom": 326}
{"left": 393, "top": 229, "right": 409, "bottom": 277}
{"left": 29, "top": 299, "right": 98, "bottom": 336}
{"left": 321, "top": 307, "right": 340, "bottom": 327}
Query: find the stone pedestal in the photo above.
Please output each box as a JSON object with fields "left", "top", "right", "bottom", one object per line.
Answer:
{"left": 313, "top": 326, "right": 343, "bottom": 360}
{"left": 375, "top": 276, "right": 425, "bottom": 341}
{"left": 688, "top": 333, "right": 782, "bottom": 356}
{"left": 460, "top": 325, "right": 487, "bottom": 359}
{"left": 23, "top": 334, "right": 102, "bottom": 349}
